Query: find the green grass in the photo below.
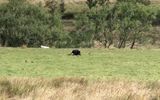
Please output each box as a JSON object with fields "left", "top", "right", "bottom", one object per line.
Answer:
{"left": 0, "top": 48, "right": 160, "bottom": 80}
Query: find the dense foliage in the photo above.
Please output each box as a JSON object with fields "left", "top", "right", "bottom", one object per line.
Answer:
{"left": 75, "top": 0, "right": 156, "bottom": 48}
{"left": 0, "top": 0, "right": 62, "bottom": 47}
{"left": 0, "top": 0, "right": 159, "bottom": 48}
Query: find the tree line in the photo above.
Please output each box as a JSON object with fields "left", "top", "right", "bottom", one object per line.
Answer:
{"left": 0, "top": 0, "right": 159, "bottom": 48}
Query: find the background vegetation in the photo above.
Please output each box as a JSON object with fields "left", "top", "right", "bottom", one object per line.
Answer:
{"left": 0, "top": 0, "right": 160, "bottom": 48}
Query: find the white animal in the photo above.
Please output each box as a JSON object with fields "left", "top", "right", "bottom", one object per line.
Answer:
{"left": 41, "top": 45, "right": 50, "bottom": 49}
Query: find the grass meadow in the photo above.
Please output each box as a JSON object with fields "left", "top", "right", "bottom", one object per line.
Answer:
{"left": 0, "top": 0, "right": 160, "bottom": 99}
{"left": 0, "top": 48, "right": 160, "bottom": 99}
{"left": 0, "top": 48, "right": 160, "bottom": 80}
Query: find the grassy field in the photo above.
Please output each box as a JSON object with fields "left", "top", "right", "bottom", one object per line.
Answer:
{"left": 0, "top": 1, "right": 160, "bottom": 99}
{"left": 0, "top": 48, "right": 160, "bottom": 80}
{"left": 1, "top": 48, "right": 160, "bottom": 99}
{"left": 1, "top": 77, "right": 160, "bottom": 100}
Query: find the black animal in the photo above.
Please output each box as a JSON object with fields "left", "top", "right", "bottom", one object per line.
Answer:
{"left": 71, "top": 50, "right": 81, "bottom": 56}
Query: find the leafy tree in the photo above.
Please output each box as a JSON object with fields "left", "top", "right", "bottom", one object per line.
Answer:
{"left": 74, "top": 0, "right": 154, "bottom": 48}
{"left": 113, "top": 2, "right": 138, "bottom": 48}
{"left": 129, "top": 5, "right": 155, "bottom": 49}
{"left": 70, "top": 13, "right": 94, "bottom": 48}
{"left": 113, "top": 0, "right": 154, "bottom": 48}
{"left": 85, "top": 0, "right": 115, "bottom": 48}
{"left": 0, "top": 0, "right": 62, "bottom": 47}
{"left": 153, "top": 9, "right": 160, "bottom": 26}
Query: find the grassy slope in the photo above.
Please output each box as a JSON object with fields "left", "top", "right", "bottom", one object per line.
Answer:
{"left": 0, "top": 48, "right": 160, "bottom": 80}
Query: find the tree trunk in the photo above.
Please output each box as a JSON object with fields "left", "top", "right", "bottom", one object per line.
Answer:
{"left": 107, "top": 40, "right": 113, "bottom": 48}
{"left": 122, "top": 40, "right": 126, "bottom": 48}
{"left": 0, "top": 35, "right": 2, "bottom": 46}
{"left": 1, "top": 37, "right": 6, "bottom": 47}
{"left": 4, "top": 40, "right": 8, "bottom": 47}
{"left": 130, "top": 39, "right": 136, "bottom": 49}
{"left": 118, "top": 40, "right": 124, "bottom": 48}
{"left": 104, "top": 40, "right": 107, "bottom": 48}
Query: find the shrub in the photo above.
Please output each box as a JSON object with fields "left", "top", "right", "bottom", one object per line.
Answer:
{"left": 0, "top": 0, "right": 62, "bottom": 47}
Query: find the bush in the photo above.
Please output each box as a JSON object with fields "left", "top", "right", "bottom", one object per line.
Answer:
{"left": 0, "top": 0, "right": 62, "bottom": 47}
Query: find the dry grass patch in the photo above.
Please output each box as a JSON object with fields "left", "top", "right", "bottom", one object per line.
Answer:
{"left": 0, "top": 77, "right": 160, "bottom": 100}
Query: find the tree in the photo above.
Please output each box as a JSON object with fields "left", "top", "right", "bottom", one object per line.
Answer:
{"left": 84, "top": 0, "right": 116, "bottom": 48}
{"left": 153, "top": 9, "right": 160, "bottom": 26}
{"left": 0, "top": 0, "right": 62, "bottom": 47}
{"left": 113, "top": 0, "right": 154, "bottom": 48}
{"left": 113, "top": 2, "right": 137, "bottom": 48}
{"left": 71, "top": 13, "right": 94, "bottom": 48}
{"left": 129, "top": 5, "right": 155, "bottom": 49}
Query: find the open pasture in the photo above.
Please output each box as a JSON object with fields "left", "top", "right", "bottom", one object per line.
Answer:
{"left": 1, "top": 48, "right": 160, "bottom": 99}
{"left": 0, "top": 48, "right": 160, "bottom": 80}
